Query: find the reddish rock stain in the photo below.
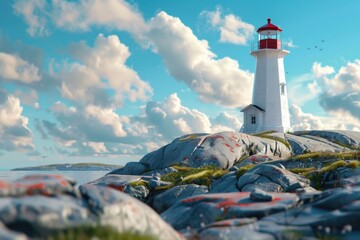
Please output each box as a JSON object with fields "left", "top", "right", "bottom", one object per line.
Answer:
{"left": 108, "top": 184, "right": 125, "bottom": 192}
{"left": 215, "top": 197, "right": 283, "bottom": 209}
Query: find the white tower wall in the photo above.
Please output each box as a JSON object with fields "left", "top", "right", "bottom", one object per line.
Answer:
{"left": 251, "top": 49, "right": 291, "bottom": 133}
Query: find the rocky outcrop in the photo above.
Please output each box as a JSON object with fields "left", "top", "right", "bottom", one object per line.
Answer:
{"left": 110, "top": 131, "right": 292, "bottom": 175}
{"left": 164, "top": 186, "right": 360, "bottom": 239}
{"left": 110, "top": 131, "right": 360, "bottom": 177}
{"left": 152, "top": 184, "right": 208, "bottom": 213}
{"left": 284, "top": 133, "right": 344, "bottom": 155}
{"left": 161, "top": 191, "right": 299, "bottom": 231}
{"left": 1, "top": 130, "right": 359, "bottom": 239}
{"left": 209, "top": 171, "right": 239, "bottom": 193}
{"left": 0, "top": 174, "right": 183, "bottom": 240}
{"left": 237, "top": 164, "right": 316, "bottom": 193}
{"left": 294, "top": 130, "right": 360, "bottom": 148}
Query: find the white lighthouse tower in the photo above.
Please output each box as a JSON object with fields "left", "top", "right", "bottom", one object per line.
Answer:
{"left": 241, "top": 18, "right": 291, "bottom": 133}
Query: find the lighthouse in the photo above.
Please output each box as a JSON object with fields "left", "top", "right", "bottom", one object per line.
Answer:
{"left": 241, "top": 18, "right": 291, "bottom": 133}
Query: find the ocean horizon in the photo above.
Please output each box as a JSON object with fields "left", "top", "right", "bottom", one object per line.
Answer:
{"left": 0, "top": 170, "right": 108, "bottom": 187}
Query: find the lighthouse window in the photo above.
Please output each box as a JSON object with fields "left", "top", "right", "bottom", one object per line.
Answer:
{"left": 251, "top": 116, "right": 256, "bottom": 124}
{"left": 280, "top": 83, "right": 285, "bottom": 95}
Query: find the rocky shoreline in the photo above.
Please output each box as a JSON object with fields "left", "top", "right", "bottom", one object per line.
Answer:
{"left": 1, "top": 130, "right": 360, "bottom": 239}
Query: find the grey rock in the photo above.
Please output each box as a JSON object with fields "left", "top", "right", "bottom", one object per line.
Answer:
{"left": 148, "top": 178, "right": 173, "bottom": 190}
{"left": 199, "top": 221, "right": 315, "bottom": 240}
{"left": 127, "top": 132, "right": 293, "bottom": 173}
{"left": 321, "top": 167, "right": 360, "bottom": 189}
{"left": 108, "top": 162, "right": 149, "bottom": 175}
{"left": 13, "top": 174, "right": 78, "bottom": 197}
{"left": 241, "top": 176, "right": 283, "bottom": 192}
{"left": 285, "top": 133, "right": 344, "bottom": 155}
{"left": 199, "top": 223, "right": 275, "bottom": 240}
{"left": 79, "top": 184, "right": 182, "bottom": 240}
{"left": 237, "top": 164, "right": 315, "bottom": 193}
{"left": 235, "top": 154, "right": 280, "bottom": 168}
{"left": 186, "top": 132, "right": 248, "bottom": 168}
{"left": 0, "top": 196, "right": 91, "bottom": 238}
{"left": 259, "top": 186, "right": 360, "bottom": 238}
{"left": 86, "top": 174, "right": 152, "bottom": 201}
{"left": 0, "top": 180, "right": 25, "bottom": 197}
{"left": 87, "top": 174, "right": 146, "bottom": 191}
{"left": 312, "top": 187, "right": 360, "bottom": 210}
{"left": 246, "top": 135, "right": 292, "bottom": 158}
{"left": 0, "top": 221, "right": 28, "bottom": 240}
{"left": 228, "top": 166, "right": 239, "bottom": 171}
{"left": 294, "top": 130, "right": 360, "bottom": 148}
{"left": 199, "top": 185, "right": 360, "bottom": 240}
{"left": 140, "top": 134, "right": 209, "bottom": 170}
{"left": 0, "top": 174, "right": 77, "bottom": 197}
{"left": 152, "top": 184, "right": 208, "bottom": 213}
{"left": 124, "top": 185, "right": 149, "bottom": 201}
{"left": 209, "top": 172, "right": 239, "bottom": 193}
{"left": 161, "top": 192, "right": 298, "bottom": 230}
{"left": 250, "top": 188, "right": 273, "bottom": 202}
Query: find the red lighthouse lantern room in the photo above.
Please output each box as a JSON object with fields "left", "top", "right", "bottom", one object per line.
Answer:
{"left": 257, "top": 18, "right": 282, "bottom": 49}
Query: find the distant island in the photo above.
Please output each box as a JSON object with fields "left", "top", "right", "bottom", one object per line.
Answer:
{"left": 11, "top": 163, "right": 122, "bottom": 171}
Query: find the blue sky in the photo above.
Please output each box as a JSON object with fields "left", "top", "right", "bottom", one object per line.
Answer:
{"left": 1, "top": 0, "right": 360, "bottom": 169}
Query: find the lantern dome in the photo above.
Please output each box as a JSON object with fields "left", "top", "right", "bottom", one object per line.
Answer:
{"left": 257, "top": 18, "right": 282, "bottom": 33}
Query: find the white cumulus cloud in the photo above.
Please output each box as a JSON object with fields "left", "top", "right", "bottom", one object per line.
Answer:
{"left": 52, "top": 34, "right": 152, "bottom": 107}
{"left": 13, "top": 0, "right": 49, "bottom": 36}
{"left": 0, "top": 90, "right": 34, "bottom": 152}
{"left": 290, "top": 104, "right": 360, "bottom": 131}
{"left": 201, "top": 7, "right": 255, "bottom": 45}
{"left": 147, "top": 11, "right": 253, "bottom": 107}
{"left": 145, "top": 93, "right": 212, "bottom": 139}
{"left": 312, "top": 62, "right": 335, "bottom": 79}
{"left": 0, "top": 52, "right": 41, "bottom": 83}
{"left": 40, "top": 93, "right": 243, "bottom": 156}
{"left": 13, "top": 0, "right": 148, "bottom": 39}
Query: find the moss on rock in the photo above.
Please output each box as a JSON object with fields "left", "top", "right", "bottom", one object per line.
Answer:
{"left": 48, "top": 225, "right": 157, "bottom": 240}
{"left": 160, "top": 165, "right": 228, "bottom": 187}
{"left": 236, "top": 165, "right": 254, "bottom": 178}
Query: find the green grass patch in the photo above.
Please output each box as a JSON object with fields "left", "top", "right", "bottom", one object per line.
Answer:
{"left": 304, "top": 160, "right": 360, "bottom": 190}
{"left": 281, "top": 229, "right": 304, "bottom": 240}
{"left": 303, "top": 160, "right": 360, "bottom": 177}
{"left": 171, "top": 165, "right": 196, "bottom": 171}
{"left": 129, "top": 180, "right": 149, "bottom": 188}
{"left": 252, "top": 130, "right": 277, "bottom": 136}
{"left": 235, "top": 154, "right": 249, "bottom": 164}
{"left": 154, "top": 184, "right": 174, "bottom": 191}
{"left": 319, "top": 160, "right": 347, "bottom": 173}
{"left": 236, "top": 165, "right": 254, "bottom": 178}
{"left": 289, "top": 167, "right": 316, "bottom": 174}
{"left": 295, "top": 151, "right": 360, "bottom": 161}
{"left": 160, "top": 165, "right": 228, "bottom": 187}
{"left": 47, "top": 225, "right": 157, "bottom": 240}
{"left": 348, "top": 160, "right": 360, "bottom": 168}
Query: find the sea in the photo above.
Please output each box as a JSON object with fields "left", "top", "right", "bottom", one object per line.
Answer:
{"left": 0, "top": 171, "right": 109, "bottom": 187}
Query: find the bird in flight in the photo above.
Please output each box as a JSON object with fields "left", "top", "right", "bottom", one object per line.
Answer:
{"left": 41, "top": 156, "right": 48, "bottom": 159}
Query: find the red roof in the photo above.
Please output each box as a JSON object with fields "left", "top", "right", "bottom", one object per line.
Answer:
{"left": 257, "top": 18, "right": 282, "bottom": 32}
